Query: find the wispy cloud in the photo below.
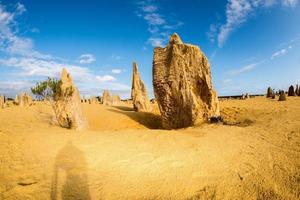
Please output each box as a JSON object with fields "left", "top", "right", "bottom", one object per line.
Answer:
{"left": 209, "top": 0, "right": 298, "bottom": 47}
{"left": 110, "top": 54, "right": 121, "bottom": 60}
{"left": 271, "top": 45, "right": 292, "bottom": 59}
{"left": 111, "top": 69, "right": 123, "bottom": 74}
{"left": 0, "top": 2, "right": 130, "bottom": 97}
{"left": 78, "top": 54, "right": 96, "bottom": 64}
{"left": 136, "top": 0, "right": 183, "bottom": 47}
{"left": 96, "top": 75, "right": 116, "bottom": 82}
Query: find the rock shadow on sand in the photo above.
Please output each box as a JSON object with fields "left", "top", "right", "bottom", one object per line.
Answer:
{"left": 51, "top": 141, "right": 91, "bottom": 200}
{"left": 109, "top": 106, "right": 162, "bottom": 129}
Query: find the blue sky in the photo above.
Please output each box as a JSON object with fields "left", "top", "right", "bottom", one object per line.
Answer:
{"left": 0, "top": 0, "right": 299, "bottom": 98}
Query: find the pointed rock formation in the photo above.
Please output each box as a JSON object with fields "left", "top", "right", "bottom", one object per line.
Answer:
{"left": 278, "top": 90, "right": 286, "bottom": 101}
{"left": 153, "top": 33, "right": 220, "bottom": 129}
{"left": 131, "top": 62, "right": 152, "bottom": 112}
{"left": 53, "top": 68, "right": 87, "bottom": 130}
{"left": 15, "top": 93, "right": 32, "bottom": 106}
{"left": 266, "top": 87, "right": 273, "bottom": 98}
{"left": 0, "top": 95, "right": 5, "bottom": 108}
{"left": 295, "top": 84, "right": 299, "bottom": 96}
{"left": 102, "top": 90, "right": 111, "bottom": 106}
{"left": 288, "top": 85, "right": 295, "bottom": 96}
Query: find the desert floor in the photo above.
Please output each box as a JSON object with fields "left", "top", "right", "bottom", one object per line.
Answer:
{"left": 0, "top": 97, "right": 299, "bottom": 200}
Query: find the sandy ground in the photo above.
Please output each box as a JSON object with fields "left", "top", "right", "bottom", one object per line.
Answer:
{"left": 0, "top": 96, "right": 299, "bottom": 200}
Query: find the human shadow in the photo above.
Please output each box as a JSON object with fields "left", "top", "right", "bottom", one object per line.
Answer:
{"left": 51, "top": 141, "right": 91, "bottom": 200}
{"left": 109, "top": 106, "right": 162, "bottom": 129}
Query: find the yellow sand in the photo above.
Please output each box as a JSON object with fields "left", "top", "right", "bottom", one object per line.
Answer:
{"left": 0, "top": 97, "right": 299, "bottom": 199}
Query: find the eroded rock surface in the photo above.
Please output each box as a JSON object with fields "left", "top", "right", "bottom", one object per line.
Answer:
{"left": 153, "top": 33, "right": 220, "bottom": 129}
{"left": 53, "top": 68, "right": 88, "bottom": 130}
{"left": 131, "top": 62, "right": 152, "bottom": 112}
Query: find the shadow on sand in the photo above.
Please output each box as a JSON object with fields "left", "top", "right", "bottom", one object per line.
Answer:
{"left": 109, "top": 106, "right": 162, "bottom": 129}
{"left": 51, "top": 141, "right": 91, "bottom": 200}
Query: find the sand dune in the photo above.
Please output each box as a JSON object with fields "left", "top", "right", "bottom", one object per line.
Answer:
{"left": 0, "top": 97, "right": 299, "bottom": 199}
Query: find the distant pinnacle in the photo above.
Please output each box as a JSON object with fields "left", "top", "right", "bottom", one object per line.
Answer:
{"left": 169, "top": 33, "right": 183, "bottom": 45}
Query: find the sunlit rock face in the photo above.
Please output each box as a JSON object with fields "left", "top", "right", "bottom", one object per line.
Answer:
{"left": 131, "top": 62, "right": 152, "bottom": 112}
{"left": 53, "top": 68, "right": 88, "bottom": 130}
{"left": 15, "top": 93, "right": 32, "bottom": 107}
{"left": 0, "top": 95, "right": 5, "bottom": 108}
{"left": 102, "top": 90, "right": 111, "bottom": 106}
{"left": 153, "top": 33, "right": 220, "bottom": 129}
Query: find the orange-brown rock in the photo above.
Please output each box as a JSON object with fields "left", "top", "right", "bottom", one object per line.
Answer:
{"left": 131, "top": 62, "right": 152, "bottom": 112}
{"left": 52, "top": 68, "right": 88, "bottom": 130}
{"left": 153, "top": 33, "right": 220, "bottom": 129}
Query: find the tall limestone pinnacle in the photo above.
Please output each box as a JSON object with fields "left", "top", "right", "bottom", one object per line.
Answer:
{"left": 131, "top": 62, "right": 152, "bottom": 112}
{"left": 153, "top": 33, "right": 220, "bottom": 129}
{"left": 53, "top": 68, "right": 88, "bottom": 130}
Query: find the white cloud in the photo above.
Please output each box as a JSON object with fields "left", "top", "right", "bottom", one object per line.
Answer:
{"left": 0, "top": 2, "right": 131, "bottom": 98}
{"left": 148, "top": 37, "right": 164, "bottom": 47}
{"left": 144, "top": 13, "right": 165, "bottom": 25}
{"left": 210, "top": 0, "right": 298, "bottom": 47}
{"left": 141, "top": 5, "right": 157, "bottom": 12}
{"left": 16, "top": 3, "right": 26, "bottom": 14}
{"left": 78, "top": 54, "right": 96, "bottom": 64}
{"left": 112, "top": 69, "right": 122, "bottom": 74}
{"left": 136, "top": 0, "right": 183, "bottom": 47}
{"left": 96, "top": 75, "right": 116, "bottom": 82}
{"left": 230, "top": 60, "right": 265, "bottom": 75}
{"left": 282, "top": 0, "right": 298, "bottom": 6}
{"left": 270, "top": 45, "right": 293, "bottom": 59}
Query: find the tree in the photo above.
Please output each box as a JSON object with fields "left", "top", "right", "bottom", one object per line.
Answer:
{"left": 31, "top": 77, "right": 74, "bottom": 128}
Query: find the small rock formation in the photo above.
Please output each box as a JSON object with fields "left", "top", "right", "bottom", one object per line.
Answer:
{"left": 111, "top": 95, "right": 121, "bottom": 106}
{"left": 15, "top": 93, "right": 32, "bottom": 106}
{"left": 288, "top": 85, "right": 295, "bottom": 96}
{"left": 131, "top": 62, "right": 152, "bottom": 112}
{"left": 102, "top": 90, "right": 111, "bottom": 106}
{"left": 278, "top": 90, "right": 286, "bottom": 101}
{"left": 266, "top": 87, "right": 273, "bottom": 98}
{"left": 101, "top": 90, "right": 121, "bottom": 106}
{"left": 153, "top": 33, "right": 220, "bottom": 129}
{"left": 295, "top": 84, "right": 299, "bottom": 96}
{"left": 88, "top": 97, "right": 98, "bottom": 104}
{"left": 241, "top": 94, "right": 246, "bottom": 100}
{"left": 245, "top": 93, "right": 250, "bottom": 99}
{"left": 0, "top": 95, "right": 5, "bottom": 108}
{"left": 52, "top": 68, "right": 87, "bottom": 130}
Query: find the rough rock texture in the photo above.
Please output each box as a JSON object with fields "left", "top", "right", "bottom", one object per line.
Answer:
{"left": 278, "top": 90, "right": 286, "bottom": 101}
{"left": 0, "top": 95, "right": 5, "bottom": 108}
{"left": 288, "top": 85, "right": 295, "bottom": 96}
{"left": 131, "top": 62, "right": 152, "bottom": 112}
{"left": 15, "top": 93, "right": 32, "bottom": 106}
{"left": 102, "top": 90, "right": 112, "bottom": 106}
{"left": 102, "top": 90, "right": 121, "bottom": 106}
{"left": 52, "top": 68, "right": 87, "bottom": 130}
{"left": 153, "top": 33, "right": 220, "bottom": 129}
{"left": 267, "top": 87, "right": 273, "bottom": 98}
